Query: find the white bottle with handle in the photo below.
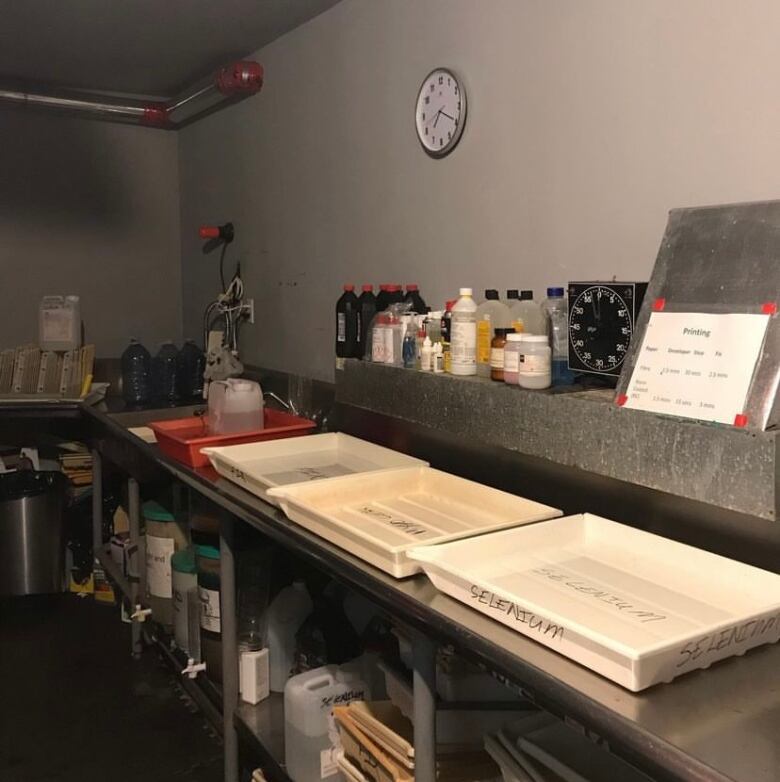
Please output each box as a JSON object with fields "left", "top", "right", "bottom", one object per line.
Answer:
{"left": 208, "top": 378, "right": 264, "bottom": 434}
{"left": 265, "top": 580, "right": 313, "bottom": 693}
{"left": 450, "top": 288, "right": 478, "bottom": 376}
{"left": 285, "top": 664, "right": 370, "bottom": 782}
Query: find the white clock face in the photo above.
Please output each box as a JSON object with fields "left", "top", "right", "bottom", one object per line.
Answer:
{"left": 415, "top": 68, "right": 466, "bottom": 157}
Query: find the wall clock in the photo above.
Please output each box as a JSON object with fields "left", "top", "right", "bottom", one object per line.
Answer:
{"left": 567, "top": 282, "right": 648, "bottom": 377}
{"left": 414, "top": 68, "right": 467, "bottom": 157}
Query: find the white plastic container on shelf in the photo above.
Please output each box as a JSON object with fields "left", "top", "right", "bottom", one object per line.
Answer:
{"left": 284, "top": 664, "right": 370, "bottom": 782}
{"left": 208, "top": 378, "right": 264, "bottom": 434}
{"left": 517, "top": 335, "right": 551, "bottom": 390}
{"left": 409, "top": 514, "right": 780, "bottom": 691}
{"left": 265, "top": 580, "right": 313, "bottom": 692}
{"left": 450, "top": 288, "right": 477, "bottom": 376}
{"left": 39, "top": 295, "right": 81, "bottom": 351}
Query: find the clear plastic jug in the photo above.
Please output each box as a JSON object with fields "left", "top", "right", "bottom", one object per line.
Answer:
{"left": 208, "top": 378, "right": 264, "bottom": 434}
{"left": 284, "top": 664, "right": 370, "bottom": 782}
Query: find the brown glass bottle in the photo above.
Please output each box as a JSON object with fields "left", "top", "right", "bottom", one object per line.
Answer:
{"left": 490, "top": 328, "right": 514, "bottom": 381}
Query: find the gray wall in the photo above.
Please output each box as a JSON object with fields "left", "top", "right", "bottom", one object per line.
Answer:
{"left": 179, "top": 0, "right": 780, "bottom": 382}
{"left": 0, "top": 109, "right": 182, "bottom": 358}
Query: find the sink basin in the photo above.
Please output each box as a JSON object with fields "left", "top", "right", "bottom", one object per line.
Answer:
{"left": 109, "top": 404, "right": 206, "bottom": 429}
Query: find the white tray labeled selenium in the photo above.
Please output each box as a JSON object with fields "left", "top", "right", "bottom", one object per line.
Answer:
{"left": 203, "top": 433, "right": 428, "bottom": 505}
{"left": 408, "top": 514, "right": 780, "bottom": 691}
{"left": 267, "top": 467, "right": 561, "bottom": 578}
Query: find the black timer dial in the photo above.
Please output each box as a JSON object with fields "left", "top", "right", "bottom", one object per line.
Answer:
{"left": 567, "top": 282, "right": 647, "bottom": 377}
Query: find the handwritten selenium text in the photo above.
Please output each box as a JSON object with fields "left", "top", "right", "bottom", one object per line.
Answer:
{"left": 469, "top": 585, "right": 564, "bottom": 641}
{"left": 531, "top": 567, "right": 667, "bottom": 624}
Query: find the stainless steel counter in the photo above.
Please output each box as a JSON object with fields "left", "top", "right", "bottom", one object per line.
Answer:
{"left": 1, "top": 399, "right": 777, "bottom": 782}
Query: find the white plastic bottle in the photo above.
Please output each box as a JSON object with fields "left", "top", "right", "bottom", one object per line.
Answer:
{"left": 433, "top": 342, "right": 444, "bottom": 373}
{"left": 285, "top": 664, "right": 370, "bottom": 782}
{"left": 515, "top": 290, "right": 545, "bottom": 335}
{"left": 265, "top": 581, "right": 313, "bottom": 692}
{"left": 476, "top": 290, "right": 511, "bottom": 377}
{"left": 450, "top": 288, "right": 478, "bottom": 376}
{"left": 541, "top": 287, "right": 575, "bottom": 385}
{"left": 420, "top": 336, "right": 432, "bottom": 371}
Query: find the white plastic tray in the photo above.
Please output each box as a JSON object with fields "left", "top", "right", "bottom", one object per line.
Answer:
{"left": 268, "top": 467, "right": 561, "bottom": 578}
{"left": 203, "top": 433, "right": 428, "bottom": 505}
{"left": 408, "top": 514, "right": 780, "bottom": 690}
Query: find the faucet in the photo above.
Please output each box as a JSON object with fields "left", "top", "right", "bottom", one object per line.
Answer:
{"left": 263, "top": 391, "right": 299, "bottom": 416}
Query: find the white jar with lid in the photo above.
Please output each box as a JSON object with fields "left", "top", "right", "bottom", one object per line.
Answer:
{"left": 518, "top": 335, "right": 552, "bottom": 389}
{"left": 502, "top": 333, "right": 524, "bottom": 385}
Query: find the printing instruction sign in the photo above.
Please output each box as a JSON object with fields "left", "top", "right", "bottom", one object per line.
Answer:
{"left": 622, "top": 311, "right": 770, "bottom": 425}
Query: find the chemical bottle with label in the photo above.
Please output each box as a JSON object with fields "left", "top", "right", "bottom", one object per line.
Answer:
{"left": 384, "top": 313, "right": 404, "bottom": 365}
{"left": 336, "top": 285, "right": 359, "bottom": 361}
{"left": 371, "top": 313, "right": 388, "bottom": 362}
{"left": 356, "top": 285, "right": 376, "bottom": 359}
{"left": 515, "top": 290, "right": 545, "bottom": 335}
{"left": 476, "top": 290, "right": 511, "bottom": 377}
{"left": 284, "top": 664, "right": 370, "bottom": 782}
{"left": 266, "top": 581, "right": 313, "bottom": 692}
{"left": 433, "top": 341, "right": 444, "bottom": 373}
{"left": 542, "top": 287, "right": 575, "bottom": 385}
{"left": 121, "top": 338, "right": 152, "bottom": 405}
{"left": 441, "top": 300, "right": 455, "bottom": 372}
{"left": 451, "top": 288, "right": 478, "bottom": 376}
{"left": 403, "top": 284, "right": 427, "bottom": 313}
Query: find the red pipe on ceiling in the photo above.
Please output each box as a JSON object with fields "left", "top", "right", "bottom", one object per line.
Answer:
{"left": 0, "top": 60, "right": 264, "bottom": 129}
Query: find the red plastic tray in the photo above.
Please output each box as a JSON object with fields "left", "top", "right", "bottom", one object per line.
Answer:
{"left": 149, "top": 409, "right": 317, "bottom": 468}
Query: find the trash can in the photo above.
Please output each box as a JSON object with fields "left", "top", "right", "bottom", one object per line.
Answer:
{"left": 0, "top": 470, "right": 68, "bottom": 595}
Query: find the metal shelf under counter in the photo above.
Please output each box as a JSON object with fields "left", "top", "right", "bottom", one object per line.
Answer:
{"left": 1, "top": 398, "right": 776, "bottom": 782}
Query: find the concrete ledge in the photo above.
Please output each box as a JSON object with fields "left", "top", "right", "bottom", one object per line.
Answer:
{"left": 336, "top": 360, "right": 777, "bottom": 522}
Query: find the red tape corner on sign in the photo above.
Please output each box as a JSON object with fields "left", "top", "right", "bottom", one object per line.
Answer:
{"left": 616, "top": 394, "right": 628, "bottom": 407}
{"left": 652, "top": 298, "right": 666, "bottom": 311}
{"left": 734, "top": 414, "right": 749, "bottom": 428}
{"left": 761, "top": 302, "right": 777, "bottom": 315}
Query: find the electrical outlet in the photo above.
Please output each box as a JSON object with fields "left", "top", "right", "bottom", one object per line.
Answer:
{"left": 245, "top": 298, "right": 255, "bottom": 324}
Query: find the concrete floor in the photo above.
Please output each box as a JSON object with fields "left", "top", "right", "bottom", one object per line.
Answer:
{"left": 0, "top": 593, "right": 223, "bottom": 782}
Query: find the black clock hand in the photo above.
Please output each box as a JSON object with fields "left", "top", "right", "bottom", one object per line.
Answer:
{"left": 440, "top": 110, "right": 455, "bottom": 121}
{"left": 433, "top": 109, "right": 442, "bottom": 128}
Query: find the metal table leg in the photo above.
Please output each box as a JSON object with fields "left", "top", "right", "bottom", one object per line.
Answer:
{"left": 91, "top": 449, "right": 103, "bottom": 558}
{"left": 128, "top": 477, "right": 143, "bottom": 659}
{"left": 413, "top": 632, "right": 437, "bottom": 782}
{"left": 220, "top": 512, "right": 239, "bottom": 782}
